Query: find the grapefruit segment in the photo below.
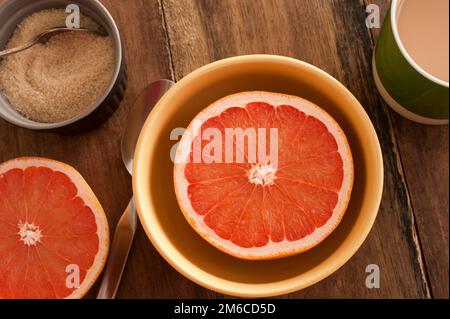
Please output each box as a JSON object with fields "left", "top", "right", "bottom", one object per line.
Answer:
{"left": 0, "top": 157, "right": 109, "bottom": 299}
{"left": 174, "top": 92, "right": 353, "bottom": 260}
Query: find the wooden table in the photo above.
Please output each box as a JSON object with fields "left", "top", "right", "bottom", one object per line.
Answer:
{"left": 0, "top": 0, "right": 448, "bottom": 299}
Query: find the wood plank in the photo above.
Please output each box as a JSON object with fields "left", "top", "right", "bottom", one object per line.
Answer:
{"left": 391, "top": 117, "right": 449, "bottom": 299}
{"left": 365, "top": 0, "right": 449, "bottom": 298}
{"left": 162, "top": 0, "right": 430, "bottom": 298}
{"left": 94, "top": 0, "right": 210, "bottom": 299}
{"left": 99, "top": 0, "right": 219, "bottom": 298}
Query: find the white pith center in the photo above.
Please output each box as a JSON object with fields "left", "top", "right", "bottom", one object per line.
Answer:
{"left": 248, "top": 164, "right": 277, "bottom": 185}
{"left": 18, "top": 223, "right": 42, "bottom": 246}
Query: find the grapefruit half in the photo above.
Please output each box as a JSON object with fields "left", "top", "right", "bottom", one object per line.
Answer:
{"left": 0, "top": 157, "right": 109, "bottom": 298}
{"left": 174, "top": 92, "right": 353, "bottom": 260}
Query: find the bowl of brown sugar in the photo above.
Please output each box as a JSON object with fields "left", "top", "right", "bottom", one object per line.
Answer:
{"left": 0, "top": 0, "right": 127, "bottom": 133}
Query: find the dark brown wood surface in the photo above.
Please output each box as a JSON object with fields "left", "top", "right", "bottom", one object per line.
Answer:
{"left": 0, "top": 0, "right": 447, "bottom": 299}
{"left": 365, "top": 0, "right": 449, "bottom": 299}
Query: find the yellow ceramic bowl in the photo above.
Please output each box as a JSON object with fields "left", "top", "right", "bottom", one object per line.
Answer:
{"left": 133, "top": 55, "right": 383, "bottom": 297}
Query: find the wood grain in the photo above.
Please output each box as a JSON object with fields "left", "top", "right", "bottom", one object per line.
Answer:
{"left": 0, "top": 0, "right": 446, "bottom": 298}
{"left": 161, "top": 0, "right": 430, "bottom": 298}
{"left": 365, "top": 0, "right": 449, "bottom": 298}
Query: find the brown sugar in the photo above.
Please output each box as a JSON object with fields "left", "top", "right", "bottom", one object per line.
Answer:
{"left": 0, "top": 9, "right": 115, "bottom": 123}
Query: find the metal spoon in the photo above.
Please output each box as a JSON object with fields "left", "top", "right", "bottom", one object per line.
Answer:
{"left": 0, "top": 27, "right": 106, "bottom": 58}
{"left": 97, "top": 79, "right": 175, "bottom": 299}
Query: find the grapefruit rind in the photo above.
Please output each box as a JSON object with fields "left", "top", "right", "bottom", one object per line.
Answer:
{"left": 174, "top": 92, "right": 354, "bottom": 260}
{"left": 0, "top": 157, "right": 109, "bottom": 299}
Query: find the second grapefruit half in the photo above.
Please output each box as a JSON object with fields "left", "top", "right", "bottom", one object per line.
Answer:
{"left": 0, "top": 157, "right": 109, "bottom": 298}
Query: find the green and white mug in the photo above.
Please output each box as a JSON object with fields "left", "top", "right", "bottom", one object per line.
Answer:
{"left": 373, "top": 0, "right": 449, "bottom": 125}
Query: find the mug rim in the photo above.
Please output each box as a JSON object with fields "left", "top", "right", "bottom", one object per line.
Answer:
{"left": 391, "top": 0, "right": 449, "bottom": 88}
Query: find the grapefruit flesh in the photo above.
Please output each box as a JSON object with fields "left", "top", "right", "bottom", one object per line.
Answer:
{"left": 0, "top": 157, "right": 109, "bottom": 298}
{"left": 174, "top": 92, "right": 353, "bottom": 260}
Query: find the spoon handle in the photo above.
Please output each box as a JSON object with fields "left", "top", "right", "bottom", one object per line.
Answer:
{"left": 0, "top": 41, "right": 37, "bottom": 58}
{"left": 0, "top": 28, "right": 101, "bottom": 58}
{"left": 97, "top": 198, "right": 137, "bottom": 299}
